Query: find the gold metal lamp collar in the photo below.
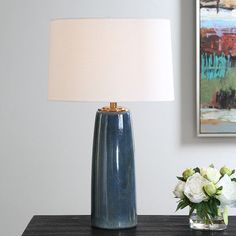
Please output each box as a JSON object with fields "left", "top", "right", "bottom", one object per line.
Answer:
{"left": 99, "top": 102, "right": 128, "bottom": 112}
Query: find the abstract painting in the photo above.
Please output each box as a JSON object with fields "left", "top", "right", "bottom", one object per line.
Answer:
{"left": 197, "top": 0, "right": 236, "bottom": 136}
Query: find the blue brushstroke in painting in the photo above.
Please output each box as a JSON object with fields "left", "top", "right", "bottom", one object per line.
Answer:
{"left": 201, "top": 53, "right": 231, "bottom": 80}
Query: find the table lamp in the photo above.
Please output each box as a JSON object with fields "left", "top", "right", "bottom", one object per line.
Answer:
{"left": 48, "top": 19, "right": 174, "bottom": 229}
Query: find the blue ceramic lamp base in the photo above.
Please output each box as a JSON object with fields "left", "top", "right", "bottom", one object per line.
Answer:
{"left": 91, "top": 109, "right": 137, "bottom": 229}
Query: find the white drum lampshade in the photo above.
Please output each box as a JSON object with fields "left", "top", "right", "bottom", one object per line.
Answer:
{"left": 48, "top": 19, "right": 174, "bottom": 102}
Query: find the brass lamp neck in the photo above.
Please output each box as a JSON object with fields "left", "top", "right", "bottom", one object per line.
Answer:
{"left": 99, "top": 102, "right": 128, "bottom": 112}
{"left": 110, "top": 102, "right": 117, "bottom": 110}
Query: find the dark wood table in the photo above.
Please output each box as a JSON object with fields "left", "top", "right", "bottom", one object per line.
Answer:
{"left": 22, "top": 215, "right": 236, "bottom": 236}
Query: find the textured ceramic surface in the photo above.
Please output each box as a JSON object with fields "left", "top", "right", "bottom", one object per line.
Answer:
{"left": 91, "top": 111, "right": 137, "bottom": 229}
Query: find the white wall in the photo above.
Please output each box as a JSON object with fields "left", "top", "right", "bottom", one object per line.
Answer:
{"left": 1, "top": 0, "right": 236, "bottom": 235}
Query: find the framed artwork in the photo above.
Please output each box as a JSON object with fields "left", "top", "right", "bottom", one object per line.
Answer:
{"left": 197, "top": 0, "right": 236, "bottom": 137}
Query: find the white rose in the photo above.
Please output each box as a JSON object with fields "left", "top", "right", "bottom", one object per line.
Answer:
{"left": 217, "top": 174, "right": 236, "bottom": 207}
{"left": 173, "top": 181, "right": 185, "bottom": 199}
{"left": 184, "top": 173, "right": 209, "bottom": 203}
{"left": 206, "top": 167, "right": 221, "bottom": 183}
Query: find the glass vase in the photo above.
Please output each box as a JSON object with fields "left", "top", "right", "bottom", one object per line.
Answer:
{"left": 189, "top": 212, "right": 227, "bottom": 231}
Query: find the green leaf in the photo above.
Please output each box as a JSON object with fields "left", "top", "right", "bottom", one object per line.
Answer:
{"left": 207, "top": 200, "right": 214, "bottom": 216}
{"left": 194, "top": 167, "right": 200, "bottom": 173}
{"left": 180, "top": 201, "right": 189, "bottom": 210}
{"left": 176, "top": 197, "right": 191, "bottom": 212}
{"left": 189, "top": 206, "right": 195, "bottom": 216}
{"left": 231, "top": 169, "right": 235, "bottom": 175}
{"left": 232, "top": 178, "right": 236, "bottom": 182}
{"left": 209, "top": 164, "right": 215, "bottom": 168}
{"left": 217, "top": 186, "right": 223, "bottom": 191}
{"left": 177, "top": 176, "right": 186, "bottom": 182}
{"left": 196, "top": 203, "right": 204, "bottom": 219}
{"left": 215, "top": 198, "right": 221, "bottom": 206}
{"left": 212, "top": 199, "right": 218, "bottom": 217}
{"left": 176, "top": 200, "right": 184, "bottom": 212}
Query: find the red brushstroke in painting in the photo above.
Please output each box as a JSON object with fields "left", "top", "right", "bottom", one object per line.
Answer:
{"left": 201, "top": 28, "right": 236, "bottom": 56}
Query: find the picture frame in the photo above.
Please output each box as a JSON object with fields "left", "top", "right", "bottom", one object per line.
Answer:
{"left": 197, "top": 0, "right": 236, "bottom": 137}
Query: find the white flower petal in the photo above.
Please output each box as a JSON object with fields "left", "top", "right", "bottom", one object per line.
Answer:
{"left": 206, "top": 167, "right": 221, "bottom": 183}
{"left": 217, "top": 175, "right": 236, "bottom": 207}
{"left": 173, "top": 181, "right": 185, "bottom": 199}
{"left": 184, "top": 173, "right": 209, "bottom": 203}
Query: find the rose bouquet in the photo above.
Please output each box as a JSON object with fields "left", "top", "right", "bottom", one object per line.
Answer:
{"left": 174, "top": 165, "right": 236, "bottom": 230}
